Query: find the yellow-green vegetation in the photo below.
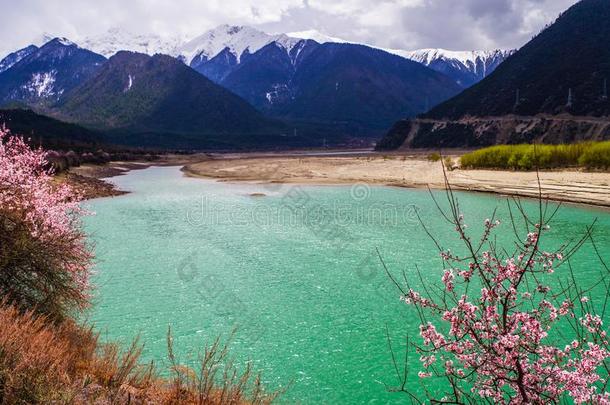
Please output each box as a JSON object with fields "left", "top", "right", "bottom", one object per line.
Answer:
{"left": 444, "top": 156, "right": 455, "bottom": 171}
{"left": 427, "top": 152, "right": 441, "bottom": 162}
{"left": 460, "top": 142, "right": 610, "bottom": 170}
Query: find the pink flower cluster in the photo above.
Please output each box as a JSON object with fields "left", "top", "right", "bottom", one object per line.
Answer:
{"left": 0, "top": 128, "right": 91, "bottom": 295}
{"left": 403, "top": 216, "right": 609, "bottom": 403}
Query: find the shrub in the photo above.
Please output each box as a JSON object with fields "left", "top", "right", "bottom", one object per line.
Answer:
{"left": 427, "top": 152, "right": 441, "bottom": 162}
{"left": 579, "top": 142, "right": 610, "bottom": 169}
{"left": 460, "top": 142, "right": 610, "bottom": 170}
{"left": 443, "top": 156, "right": 455, "bottom": 171}
{"left": 0, "top": 128, "right": 92, "bottom": 320}
{"left": 166, "top": 328, "right": 281, "bottom": 404}
{"left": 0, "top": 303, "right": 90, "bottom": 403}
{"left": 0, "top": 301, "right": 279, "bottom": 404}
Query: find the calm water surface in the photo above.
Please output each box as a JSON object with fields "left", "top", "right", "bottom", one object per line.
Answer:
{"left": 84, "top": 166, "right": 610, "bottom": 404}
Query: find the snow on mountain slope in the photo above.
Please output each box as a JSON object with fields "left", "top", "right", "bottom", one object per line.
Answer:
{"left": 0, "top": 38, "right": 106, "bottom": 106}
{"left": 22, "top": 70, "right": 58, "bottom": 98}
{"left": 287, "top": 32, "right": 513, "bottom": 85}
{"left": 0, "top": 45, "right": 38, "bottom": 73}
{"left": 178, "top": 25, "right": 303, "bottom": 65}
{"left": 2, "top": 26, "right": 513, "bottom": 90}
{"left": 286, "top": 30, "right": 349, "bottom": 44}
{"left": 406, "top": 49, "right": 514, "bottom": 74}
{"left": 404, "top": 48, "right": 516, "bottom": 86}
{"left": 81, "top": 28, "right": 185, "bottom": 58}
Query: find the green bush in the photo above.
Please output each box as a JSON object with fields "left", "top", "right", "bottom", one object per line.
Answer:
{"left": 427, "top": 152, "right": 441, "bottom": 162}
{"left": 460, "top": 142, "right": 610, "bottom": 170}
{"left": 579, "top": 142, "right": 610, "bottom": 169}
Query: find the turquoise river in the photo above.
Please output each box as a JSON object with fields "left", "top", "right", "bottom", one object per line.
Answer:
{"left": 83, "top": 166, "right": 610, "bottom": 404}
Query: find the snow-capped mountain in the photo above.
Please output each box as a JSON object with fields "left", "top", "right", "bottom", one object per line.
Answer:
{"left": 178, "top": 25, "right": 304, "bottom": 65}
{"left": 80, "top": 28, "right": 185, "bottom": 58}
{"left": 0, "top": 45, "right": 38, "bottom": 74}
{"left": 0, "top": 38, "right": 105, "bottom": 105}
{"left": 2, "top": 25, "right": 513, "bottom": 90}
{"left": 0, "top": 26, "right": 513, "bottom": 139}
{"left": 286, "top": 30, "right": 349, "bottom": 45}
{"left": 404, "top": 48, "right": 516, "bottom": 87}
{"left": 286, "top": 31, "right": 514, "bottom": 87}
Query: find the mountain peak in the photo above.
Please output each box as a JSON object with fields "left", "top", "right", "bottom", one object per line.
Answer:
{"left": 286, "top": 30, "right": 348, "bottom": 44}
{"left": 221, "top": 25, "right": 245, "bottom": 35}
{"left": 80, "top": 28, "right": 184, "bottom": 58}
{"left": 45, "top": 37, "right": 77, "bottom": 47}
{"left": 403, "top": 48, "right": 516, "bottom": 87}
{"left": 179, "top": 25, "right": 302, "bottom": 65}
{"left": 0, "top": 38, "right": 105, "bottom": 106}
{"left": 406, "top": 48, "right": 514, "bottom": 66}
{"left": 32, "top": 33, "right": 57, "bottom": 47}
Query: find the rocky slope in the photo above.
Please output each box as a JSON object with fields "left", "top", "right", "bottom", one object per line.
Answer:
{"left": 378, "top": 0, "right": 610, "bottom": 149}
{"left": 377, "top": 115, "right": 610, "bottom": 150}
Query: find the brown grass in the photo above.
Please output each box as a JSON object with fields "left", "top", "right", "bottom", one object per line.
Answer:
{"left": 0, "top": 302, "right": 280, "bottom": 404}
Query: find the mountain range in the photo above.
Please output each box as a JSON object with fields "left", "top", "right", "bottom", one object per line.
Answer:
{"left": 55, "top": 51, "right": 288, "bottom": 149}
{"left": 0, "top": 25, "right": 514, "bottom": 149}
{"left": 405, "top": 49, "right": 516, "bottom": 88}
{"left": 184, "top": 28, "right": 461, "bottom": 132}
{"left": 377, "top": 0, "right": 610, "bottom": 149}
{"left": 79, "top": 25, "right": 513, "bottom": 89}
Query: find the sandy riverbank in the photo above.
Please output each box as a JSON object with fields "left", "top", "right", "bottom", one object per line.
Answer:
{"left": 183, "top": 154, "right": 610, "bottom": 208}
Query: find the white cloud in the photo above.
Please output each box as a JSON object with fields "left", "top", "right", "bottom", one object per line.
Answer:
{"left": 0, "top": 0, "right": 579, "bottom": 57}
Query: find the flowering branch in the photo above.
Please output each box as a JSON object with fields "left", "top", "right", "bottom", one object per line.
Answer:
{"left": 0, "top": 127, "right": 92, "bottom": 320}
{"left": 385, "top": 173, "right": 609, "bottom": 404}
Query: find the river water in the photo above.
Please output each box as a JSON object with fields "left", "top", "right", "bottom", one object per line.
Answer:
{"left": 84, "top": 166, "right": 610, "bottom": 403}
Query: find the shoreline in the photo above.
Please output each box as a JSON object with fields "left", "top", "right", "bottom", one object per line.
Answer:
{"left": 62, "top": 154, "right": 212, "bottom": 200}
{"left": 64, "top": 152, "right": 610, "bottom": 209}
{"left": 182, "top": 154, "right": 610, "bottom": 209}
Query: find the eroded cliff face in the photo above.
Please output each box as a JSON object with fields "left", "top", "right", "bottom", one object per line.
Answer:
{"left": 376, "top": 115, "right": 610, "bottom": 150}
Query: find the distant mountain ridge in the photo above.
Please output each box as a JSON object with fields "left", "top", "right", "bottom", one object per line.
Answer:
{"left": 194, "top": 38, "right": 462, "bottom": 133}
{"left": 377, "top": 0, "right": 610, "bottom": 149}
{"left": 7, "top": 26, "right": 462, "bottom": 137}
{"left": 0, "top": 26, "right": 513, "bottom": 149}
{"left": 177, "top": 26, "right": 512, "bottom": 89}
{"left": 0, "top": 38, "right": 105, "bottom": 106}
{"left": 80, "top": 28, "right": 186, "bottom": 58}
{"left": 425, "top": 0, "right": 610, "bottom": 119}
{"left": 11, "top": 25, "right": 512, "bottom": 89}
{"left": 404, "top": 49, "right": 515, "bottom": 88}
{"left": 179, "top": 25, "right": 305, "bottom": 66}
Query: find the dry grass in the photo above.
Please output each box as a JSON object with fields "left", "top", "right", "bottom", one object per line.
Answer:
{"left": 0, "top": 302, "right": 280, "bottom": 404}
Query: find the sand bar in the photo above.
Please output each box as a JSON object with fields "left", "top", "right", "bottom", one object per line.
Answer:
{"left": 183, "top": 154, "right": 610, "bottom": 208}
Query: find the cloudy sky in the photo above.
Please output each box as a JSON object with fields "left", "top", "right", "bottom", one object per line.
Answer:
{"left": 0, "top": 0, "right": 579, "bottom": 56}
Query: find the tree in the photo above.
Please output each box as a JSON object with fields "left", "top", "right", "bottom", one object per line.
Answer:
{"left": 0, "top": 127, "right": 92, "bottom": 320}
{"left": 383, "top": 178, "right": 610, "bottom": 403}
